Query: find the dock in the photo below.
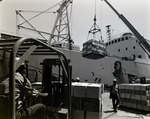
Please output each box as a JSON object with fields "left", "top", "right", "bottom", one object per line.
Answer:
{"left": 102, "top": 92, "right": 150, "bottom": 119}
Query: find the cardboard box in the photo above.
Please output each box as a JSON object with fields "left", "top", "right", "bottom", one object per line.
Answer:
{"left": 143, "top": 106, "right": 150, "bottom": 111}
{"left": 131, "top": 99, "right": 138, "bottom": 109}
{"left": 141, "top": 95, "right": 149, "bottom": 101}
{"left": 72, "top": 97, "right": 80, "bottom": 110}
{"left": 140, "top": 84, "right": 150, "bottom": 91}
{"left": 82, "top": 39, "right": 106, "bottom": 59}
{"left": 81, "top": 98, "right": 102, "bottom": 112}
{"left": 71, "top": 110, "right": 84, "bottom": 119}
{"left": 73, "top": 84, "right": 86, "bottom": 98}
{"left": 134, "top": 84, "right": 141, "bottom": 90}
{"left": 120, "top": 93, "right": 126, "bottom": 98}
{"left": 135, "top": 95, "right": 141, "bottom": 100}
{"left": 86, "top": 84, "right": 102, "bottom": 99}
{"left": 125, "top": 94, "right": 130, "bottom": 99}
{"left": 86, "top": 111, "right": 102, "bottom": 119}
{"left": 137, "top": 104, "right": 143, "bottom": 110}
{"left": 58, "top": 108, "right": 68, "bottom": 119}
{"left": 71, "top": 110, "right": 102, "bottom": 119}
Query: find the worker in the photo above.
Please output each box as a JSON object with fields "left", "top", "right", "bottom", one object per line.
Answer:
{"left": 0, "top": 57, "right": 48, "bottom": 119}
{"left": 76, "top": 77, "right": 80, "bottom": 82}
{"left": 109, "top": 79, "right": 120, "bottom": 112}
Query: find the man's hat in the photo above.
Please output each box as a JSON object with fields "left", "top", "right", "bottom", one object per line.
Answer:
{"left": 113, "top": 79, "right": 117, "bottom": 82}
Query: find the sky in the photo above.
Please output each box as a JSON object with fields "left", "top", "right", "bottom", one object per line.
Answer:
{"left": 0, "top": 0, "right": 150, "bottom": 48}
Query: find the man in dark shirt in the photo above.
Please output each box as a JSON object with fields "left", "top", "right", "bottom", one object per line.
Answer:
{"left": 0, "top": 57, "right": 48, "bottom": 119}
{"left": 109, "top": 79, "right": 120, "bottom": 112}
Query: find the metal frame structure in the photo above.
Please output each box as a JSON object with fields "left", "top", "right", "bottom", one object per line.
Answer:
{"left": 16, "top": 0, "right": 73, "bottom": 48}
{"left": 0, "top": 34, "right": 71, "bottom": 119}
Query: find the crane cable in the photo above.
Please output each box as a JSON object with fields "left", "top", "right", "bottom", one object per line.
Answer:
{"left": 95, "top": 0, "right": 97, "bottom": 17}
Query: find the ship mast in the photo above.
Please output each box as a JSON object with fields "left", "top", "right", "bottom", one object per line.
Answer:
{"left": 105, "top": 25, "right": 112, "bottom": 42}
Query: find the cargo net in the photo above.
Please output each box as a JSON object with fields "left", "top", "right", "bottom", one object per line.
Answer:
{"left": 82, "top": 39, "right": 106, "bottom": 59}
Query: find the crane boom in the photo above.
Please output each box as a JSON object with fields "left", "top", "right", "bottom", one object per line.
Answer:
{"left": 103, "top": 0, "right": 150, "bottom": 57}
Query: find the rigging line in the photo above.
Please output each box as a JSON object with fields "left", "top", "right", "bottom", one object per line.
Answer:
{"left": 17, "top": 0, "right": 63, "bottom": 26}
{"left": 100, "top": 0, "right": 103, "bottom": 41}
{"left": 17, "top": 10, "right": 54, "bottom": 13}
{"left": 16, "top": 12, "right": 20, "bottom": 35}
{"left": 16, "top": 12, "right": 18, "bottom": 34}
{"left": 69, "top": 1, "right": 73, "bottom": 38}
{"left": 16, "top": 11, "right": 47, "bottom": 40}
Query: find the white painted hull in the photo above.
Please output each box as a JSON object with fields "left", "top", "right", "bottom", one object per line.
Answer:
{"left": 27, "top": 35, "right": 150, "bottom": 85}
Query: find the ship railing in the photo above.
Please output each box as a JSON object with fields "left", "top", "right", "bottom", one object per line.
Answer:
{"left": 105, "top": 32, "right": 135, "bottom": 42}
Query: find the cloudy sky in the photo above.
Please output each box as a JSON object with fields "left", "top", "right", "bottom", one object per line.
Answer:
{"left": 0, "top": 0, "right": 149, "bottom": 48}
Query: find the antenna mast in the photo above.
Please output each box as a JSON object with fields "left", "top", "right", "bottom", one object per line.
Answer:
{"left": 106, "top": 25, "right": 112, "bottom": 41}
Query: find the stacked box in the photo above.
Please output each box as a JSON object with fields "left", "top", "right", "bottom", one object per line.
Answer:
{"left": 71, "top": 110, "right": 102, "bottom": 119}
{"left": 81, "top": 98, "right": 102, "bottom": 112}
{"left": 73, "top": 85, "right": 86, "bottom": 98}
{"left": 119, "top": 84, "right": 150, "bottom": 111}
{"left": 86, "top": 83, "right": 103, "bottom": 99}
{"left": 82, "top": 39, "right": 106, "bottom": 59}
{"left": 71, "top": 82, "right": 103, "bottom": 119}
{"left": 58, "top": 108, "right": 68, "bottom": 119}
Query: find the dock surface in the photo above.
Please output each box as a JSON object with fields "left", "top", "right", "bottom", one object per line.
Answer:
{"left": 102, "top": 92, "right": 150, "bottom": 119}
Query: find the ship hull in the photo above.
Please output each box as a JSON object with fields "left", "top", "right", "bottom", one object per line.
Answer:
{"left": 26, "top": 35, "right": 150, "bottom": 85}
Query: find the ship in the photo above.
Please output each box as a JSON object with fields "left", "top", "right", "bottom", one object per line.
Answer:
{"left": 0, "top": 0, "right": 150, "bottom": 85}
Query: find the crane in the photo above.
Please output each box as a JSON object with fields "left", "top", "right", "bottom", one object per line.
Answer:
{"left": 16, "top": 0, "right": 73, "bottom": 49}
